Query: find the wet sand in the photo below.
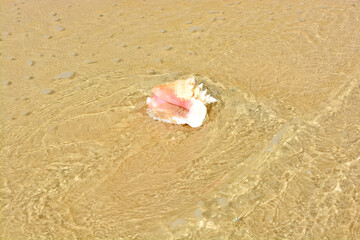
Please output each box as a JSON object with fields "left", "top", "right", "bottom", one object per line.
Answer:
{"left": 1, "top": 0, "right": 359, "bottom": 239}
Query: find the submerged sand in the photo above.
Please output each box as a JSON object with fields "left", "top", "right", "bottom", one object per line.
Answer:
{"left": 1, "top": 0, "right": 359, "bottom": 239}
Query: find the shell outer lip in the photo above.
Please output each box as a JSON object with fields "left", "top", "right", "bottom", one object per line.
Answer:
{"left": 147, "top": 76, "right": 217, "bottom": 127}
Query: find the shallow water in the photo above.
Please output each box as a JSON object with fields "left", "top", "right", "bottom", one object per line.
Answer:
{"left": 1, "top": 0, "right": 359, "bottom": 239}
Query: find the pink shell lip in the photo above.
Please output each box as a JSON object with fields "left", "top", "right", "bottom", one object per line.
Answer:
{"left": 146, "top": 76, "right": 217, "bottom": 127}
{"left": 151, "top": 86, "right": 193, "bottom": 110}
{"left": 146, "top": 96, "right": 190, "bottom": 127}
{"left": 150, "top": 77, "right": 195, "bottom": 110}
{"left": 147, "top": 94, "right": 168, "bottom": 107}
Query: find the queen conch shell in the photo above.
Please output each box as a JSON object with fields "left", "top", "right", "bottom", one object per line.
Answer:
{"left": 146, "top": 76, "right": 217, "bottom": 127}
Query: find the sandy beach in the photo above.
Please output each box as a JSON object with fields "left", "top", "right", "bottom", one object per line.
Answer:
{"left": 1, "top": 0, "right": 359, "bottom": 239}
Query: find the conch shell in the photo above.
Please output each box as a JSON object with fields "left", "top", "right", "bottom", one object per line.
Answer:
{"left": 146, "top": 76, "right": 217, "bottom": 127}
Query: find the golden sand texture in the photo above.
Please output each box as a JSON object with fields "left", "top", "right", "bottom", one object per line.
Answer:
{"left": 1, "top": 0, "right": 359, "bottom": 239}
